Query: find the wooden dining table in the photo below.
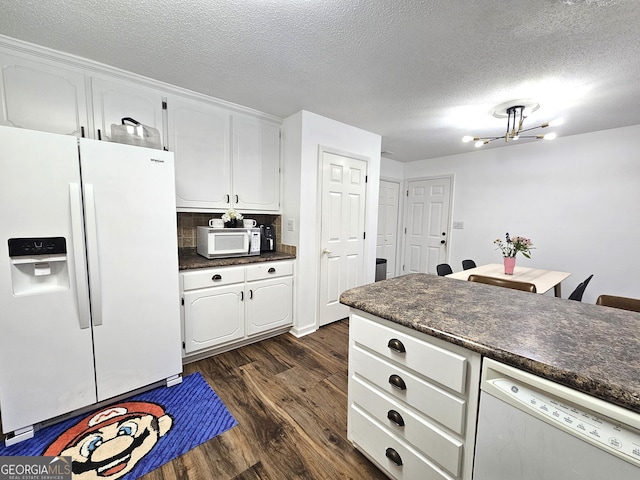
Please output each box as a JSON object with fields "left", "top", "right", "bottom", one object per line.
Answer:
{"left": 446, "top": 263, "right": 571, "bottom": 297}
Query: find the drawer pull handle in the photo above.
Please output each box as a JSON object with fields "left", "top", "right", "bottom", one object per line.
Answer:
{"left": 385, "top": 447, "right": 403, "bottom": 466}
{"left": 388, "top": 374, "right": 407, "bottom": 391}
{"left": 387, "top": 338, "right": 406, "bottom": 353}
{"left": 387, "top": 409, "right": 405, "bottom": 427}
{"left": 268, "top": 267, "right": 276, "bottom": 274}
{"left": 212, "top": 274, "right": 222, "bottom": 281}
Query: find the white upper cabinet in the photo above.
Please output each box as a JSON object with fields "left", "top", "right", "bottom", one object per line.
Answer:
{"left": 232, "top": 115, "right": 281, "bottom": 211}
{"left": 168, "top": 96, "right": 231, "bottom": 210}
{"left": 0, "top": 50, "right": 88, "bottom": 137}
{"left": 169, "top": 98, "right": 282, "bottom": 213}
{"left": 90, "top": 76, "right": 166, "bottom": 145}
{"left": 0, "top": 38, "right": 282, "bottom": 213}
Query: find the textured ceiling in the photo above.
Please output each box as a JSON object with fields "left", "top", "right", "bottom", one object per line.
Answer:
{"left": 1, "top": 0, "right": 639, "bottom": 161}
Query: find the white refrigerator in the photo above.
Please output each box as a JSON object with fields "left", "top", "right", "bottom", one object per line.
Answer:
{"left": 0, "top": 126, "right": 182, "bottom": 444}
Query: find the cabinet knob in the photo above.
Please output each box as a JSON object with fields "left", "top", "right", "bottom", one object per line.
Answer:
{"left": 387, "top": 338, "right": 406, "bottom": 353}
{"left": 385, "top": 447, "right": 403, "bottom": 466}
{"left": 388, "top": 374, "right": 407, "bottom": 391}
{"left": 268, "top": 267, "right": 276, "bottom": 274}
{"left": 387, "top": 409, "right": 405, "bottom": 427}
{"left": 212, "top": 274, "right": 222, "bottom": 281}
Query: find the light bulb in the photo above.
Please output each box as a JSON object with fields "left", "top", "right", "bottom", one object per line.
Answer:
{"left": 512, "top": 135, "right": 520, "bottom": 141}
{"left": 462, "top": 136, "right": 476, "bottom": 143}
{"left": 474, "top": 140, "right": 486, "bottom": 148}
{"left": 543, "top": 132, "right": 557, "bottom": 140}
{"left": 541, "top": 118, "right": 564, "bottom": 128}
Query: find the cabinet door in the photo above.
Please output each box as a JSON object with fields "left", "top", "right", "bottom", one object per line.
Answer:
{"left": 0, "top": 50, "right": 88, "bottom": 137}
{"left": 183, "top": 285, "right": 244, "bottom": 353}
{"left": 231, "top": 115, "right": 281, "bottom": 211}
{"left": 246, "top": 276, "right": 292, "bottom": 336}
{"left": 91, "top": 76, "right": 165, "bottom": 145}
{"left": 168, "top": 96, "right": 232, "bottom": 210}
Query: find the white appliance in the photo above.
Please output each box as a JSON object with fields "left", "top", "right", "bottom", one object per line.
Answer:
{"left": 0, "top": 126, "right": 182, "bottom": 445}
{"left": 196, "top": 226, "right": 261, "bottom": 259}
{"left": 474, "top": 358, "right": 640, "bottom": 479}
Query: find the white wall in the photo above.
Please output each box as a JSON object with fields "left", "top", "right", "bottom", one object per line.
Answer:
{"left": 381, "top": 156, "right": 405, "bottom": 180}
{"left": 283, "top": 110, "right": 382, "bottom": 336}
{"left": 400, "top": 124, "right": 640, "bottom": 304}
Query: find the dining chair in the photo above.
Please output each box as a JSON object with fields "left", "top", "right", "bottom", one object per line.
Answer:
{"left": 595, "top": 295, "right": 640, "bottom": 313}
{"left": 568, "top": 274, "right": 594, "bottom": 302}
{"left": 468, "top": 274, "right": 537, "bottom": 293}
{"left": 462, "top": 259, "right": 477, "bottom": 270}
{"left": 436, "top": 263, "right": 453, "bottom": 276}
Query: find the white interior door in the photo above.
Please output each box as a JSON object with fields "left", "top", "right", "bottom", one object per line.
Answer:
{"left": 319, "top": 151, "right": 367, "bottom": 326}
{"left": 403, "top": 176, "right": 452, "bottom": 275}
{"left": 377, "top": 180, "right": 400, "bottom": 278}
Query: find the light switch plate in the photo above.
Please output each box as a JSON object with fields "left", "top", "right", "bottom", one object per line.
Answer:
{"left": 287, "top": 219, "right": 295, "bottom": 231}
{"left": 453, "top": 221, "right": 464, "bottom": 229}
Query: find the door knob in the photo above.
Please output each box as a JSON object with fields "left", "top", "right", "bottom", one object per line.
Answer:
{"left": 322, "top": 248, "right": 332, "bottom": 255}
{"left": 440, "top": 240, "right": 446, "bottom": 244}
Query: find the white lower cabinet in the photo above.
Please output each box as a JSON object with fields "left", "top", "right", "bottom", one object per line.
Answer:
{"left": 181, "top": 261, "right": 293, "bottom": 358}
{"left": 348, "top": 312, "right": 481, "bottom": 480}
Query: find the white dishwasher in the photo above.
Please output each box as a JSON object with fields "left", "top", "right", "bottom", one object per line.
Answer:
{"left": 473, "top": 358, "right": 640, "bottom": 480}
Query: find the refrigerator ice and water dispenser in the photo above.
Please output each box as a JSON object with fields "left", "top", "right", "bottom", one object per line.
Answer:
{"left": 8, "top": 237, "right": 69, "bottom": 295}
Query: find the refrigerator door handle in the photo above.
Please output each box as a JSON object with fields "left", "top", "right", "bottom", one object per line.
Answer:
{"left": 84, "top": 184, "right": 103, "bottom": 327}
{"left": 69, "top": 184, "right": 91, "bottom": 329}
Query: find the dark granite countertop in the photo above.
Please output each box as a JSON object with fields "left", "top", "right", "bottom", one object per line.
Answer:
{"left": 340, "top": 273, "right": 640, "bottom": 414}
{"left": 178, "top": 248, "right": 295, "bottom": 270}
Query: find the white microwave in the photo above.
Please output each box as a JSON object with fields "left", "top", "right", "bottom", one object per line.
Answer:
{"left": 196, "top": 227, "right": 261, "bottom": 259}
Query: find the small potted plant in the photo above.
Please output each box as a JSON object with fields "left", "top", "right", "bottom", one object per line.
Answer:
{"left": 221, "top": 208, "right": 243, "bottom": 228}
{"left": 493, "top": 233, "right": 534, "bottom": 274}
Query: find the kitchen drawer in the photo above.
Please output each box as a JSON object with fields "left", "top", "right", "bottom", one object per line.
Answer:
{"left": 351, "top": 313, "right": 468, "bottom": 394}
{"left": 246, "top": 260, "right": 293, "bottom": 281}
{"left": 181, "top": 266, "right": 245, "bottom": 291}
{"left": 349, "top": 403, "right": 455, "bottom": 480}
{"left": 351, "top": 375, "right": 462, "bottom": 477}
{"left": 351, "top": 344, "right": 466, "bottom": 435}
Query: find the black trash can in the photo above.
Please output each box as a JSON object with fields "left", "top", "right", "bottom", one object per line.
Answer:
{"left": 375, "top": 258, "right": 387, "bottom": 282}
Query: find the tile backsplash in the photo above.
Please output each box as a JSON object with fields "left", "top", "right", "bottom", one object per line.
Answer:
{"left": 177, "top": 213, "right": 294, "bottom": 255}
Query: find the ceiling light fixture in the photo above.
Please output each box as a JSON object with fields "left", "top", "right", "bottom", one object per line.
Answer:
{"left": 462, "top": 100, "right": 563, "bottom": 148}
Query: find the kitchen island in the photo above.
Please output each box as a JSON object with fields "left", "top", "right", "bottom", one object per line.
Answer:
{"left": 340, "top": 273, "right": 640, "bottom": 479}
{"left": 340, "top": 273, "right": 640, "bottom": 412}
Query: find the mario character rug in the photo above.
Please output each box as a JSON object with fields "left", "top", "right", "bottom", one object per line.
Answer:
{"left": 0, "top": 373, "right": 237, "bottom": 479}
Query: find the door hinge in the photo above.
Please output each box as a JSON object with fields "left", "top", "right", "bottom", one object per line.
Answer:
{"left": 365, "top": 175, "right": 368, "bottom": 183}
{"left": 402, "top": 265, "right": 405, "bottom": 271}
{"left": 363, "top": 232, "right": 366, "bottom": 239}
{"left": 162, "top": 101, "right": 167, "bottom": 110}
{"left": 182, "top": 341, "right": 185, "bottom": 349}
{"left": 181, "top": 297, "right": 184, "bottom": 306}
{"left": 406, "top": 190, "right": 409, "bottom": 197}
{"left": 404, "top": 227, "right": 407, "bottom": 234}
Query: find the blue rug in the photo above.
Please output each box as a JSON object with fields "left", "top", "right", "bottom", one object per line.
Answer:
{"left": 0, "top": 372, "right": 237, "bottom": 479}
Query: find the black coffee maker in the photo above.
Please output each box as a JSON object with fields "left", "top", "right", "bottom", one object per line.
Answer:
{"left": 260, "top": 224, "right": 276, "bottom": 252}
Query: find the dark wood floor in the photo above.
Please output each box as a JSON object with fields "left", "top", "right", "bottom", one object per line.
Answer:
{"left": 144, "top": 319, "right": 388, "bottom": 480}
